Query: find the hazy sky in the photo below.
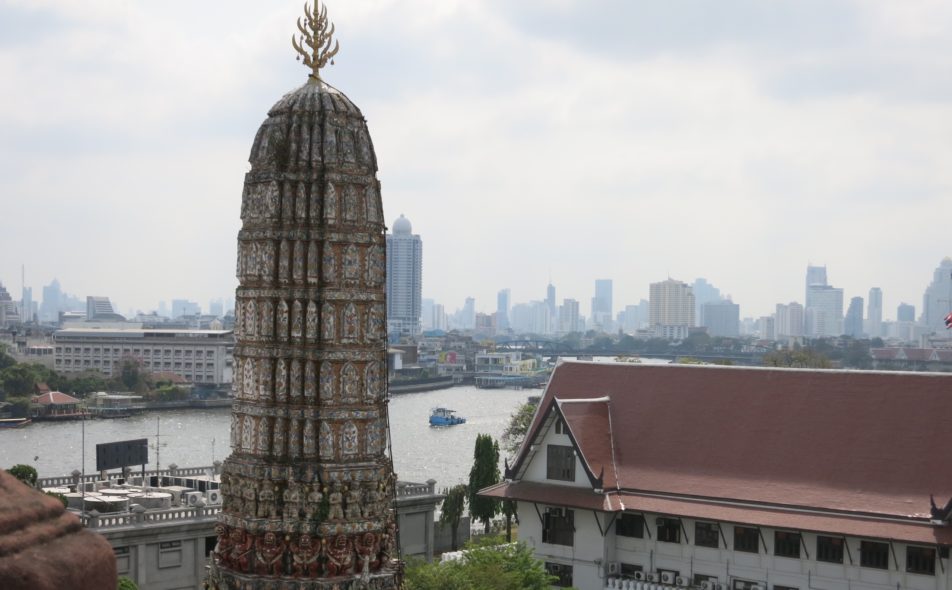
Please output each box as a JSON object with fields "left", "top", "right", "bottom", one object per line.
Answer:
{"left": 2, "top": 0, "right": 951, "bottom": 320}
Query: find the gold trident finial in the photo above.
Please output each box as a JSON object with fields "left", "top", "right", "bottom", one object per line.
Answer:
{"left": 292, "top": 0, "right": 340, "bottom": 82}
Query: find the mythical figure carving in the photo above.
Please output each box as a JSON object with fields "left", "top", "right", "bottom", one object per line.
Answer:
{"left": 229, "top": 527, "right": 255, "bottom": 573}
{"left": 258, "top": 480, "right": 278, "bottom": 519}
{"left": 322, "top": 302, "right": 336, "bottom": 342}
{"left": 279, "top": 239, "right": 291, "bottom": 282}
{"left": 344, "top": 484, "right": 362, "bottom": 520}
{"left": 291, "top": 533, "right": 322, "bottom": 578}
{"left": 290, "top": 359, "right": 303, "bottom": 400}
{"left": 327, "top": 483, "right": 344, "bottom": 520}
{"left": 306, "top": 301, "right": 319, "bottom": 341}
{"left": 293, "top": 240, "right": 305, "bottom": 282}
{"left": 324, "top": 535, "right": 354, "bottom": 577}
{"left": 305, "top": 483, "right": 324, "bottom": 520}
{"left": 341, "top": 421, "right": 358, "bottom": 456}
{"left": 342, "top": 303, "right": 359, "bottom": 341}
{"left": 255, "top": 531, "right": 286, "bottom": 576}
{"left": 291, "top": 299, "right": 304, "bottom": 341}
{"left": 355, "top": 532, "right": 380, "bottom": 574}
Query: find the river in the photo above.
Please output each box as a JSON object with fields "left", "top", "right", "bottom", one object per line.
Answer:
{"left": 0, "top": 385, "right": 533, "bottom": 489}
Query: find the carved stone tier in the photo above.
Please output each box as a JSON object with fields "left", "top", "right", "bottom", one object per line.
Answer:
{"left": 207, "top": 78, "right": 400, "bottom": 590}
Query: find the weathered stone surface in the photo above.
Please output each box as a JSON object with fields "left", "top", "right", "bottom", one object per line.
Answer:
{"left": 0, "top": 471, "right": 117, "bottom": 590}
{"left": 207, "top": 78, "right": 400, "bottom": 590}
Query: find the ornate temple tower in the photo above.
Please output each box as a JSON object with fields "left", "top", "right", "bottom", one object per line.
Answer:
{"left": 207, "top": 3, "right": 400, "bottom": 588}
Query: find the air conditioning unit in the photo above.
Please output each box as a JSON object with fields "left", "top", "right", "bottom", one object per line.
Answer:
{"left": 158, "top": 488, "right": 183, "bottom": 505}
{"left": 185, "top": 491, "right": 204, "bottom": 506}
{"left": 715, "top": 584, "right": 727, "bottom": 590}
{"left": 647, "top": 573, "right": 660, "bottom": 583}
{"left": 205, "top": 489, "right": 222, "bottom": 505}
{"left": 634, "top": 571, "right": 647, "bottom": 581}
{"left": 751, "top": 585, "right": 764, "bottom": 590}
{"left": 661, "top": 572, "right": 676, "bottom": 585}
{"left": 700, "top": 581, "right": 714, "bottom": 590}
{"left": 676, "top": 577, "right": 691, "bottom": 587}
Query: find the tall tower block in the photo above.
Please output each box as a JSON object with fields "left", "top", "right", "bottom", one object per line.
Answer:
{"left": 207, "top": 2, "right": 400, "bottom": 588}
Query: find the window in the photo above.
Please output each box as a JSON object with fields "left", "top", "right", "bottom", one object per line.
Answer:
{"left": 621, "top": 564, "right": 643, "bottom": 577}
{"left": 158, "top": 540, "right": 183, "bottom": 569}
{"left": 732, "top": 580, "right": 761, "bottom": 590}
{"left": 114, "top": 546, "right": 130, "bottom": 575}
{"left": 545, "top": 562, "right": 573, "bottom": 587}
{"left": 616, "top": 513, "right": 644, "bottom": 538}
{"left": 734, "top": 526, "right": 759, "bottom": 553}
{"left": 860, "top": 541, "right": 889, "bottom": 570}
{"left": 695, "top": 522, "right": 720, "bottom": 548}
{"left": 657, "top": 517, "right": 681, "bottom": 543}
{"left": 546, "top": 445, "right": 575, "bottom": 481}
{"left": 906, "top": 546, "right": 935, "bottom": 575}
{"left": 774, "top": 531, "right": 801, "bottom": 558}
{"left": 554, "top": 418, "right": 566, "bottom": 435}
{"left": 542, "top": 508, "right": 574, "bottom": 546}
{"left": 816, "top": 536, "right": 844, "bottom": 564}
{"left": 694, "top": 574, "right": 718, "bottom": 587}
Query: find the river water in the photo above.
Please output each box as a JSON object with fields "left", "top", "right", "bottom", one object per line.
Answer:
{"left": 0, "top": 385, "right": 532, "bottom": 489}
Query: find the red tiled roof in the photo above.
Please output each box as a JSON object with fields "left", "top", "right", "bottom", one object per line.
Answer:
{"left": 31, "top": 391, "right": 81, "bottom": 405}
{"left": 512, "top": 363, "right": 952, "bottom": 520}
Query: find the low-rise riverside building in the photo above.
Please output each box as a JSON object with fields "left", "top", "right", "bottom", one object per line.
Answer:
{"left": 38, "top": 467, "right": 444, "bottom": 590}
{"left": 480, "top": 362, "right": 952, "bottom": 590}
{"left": 52, "top": 328, "right": 234, "bottom": 385}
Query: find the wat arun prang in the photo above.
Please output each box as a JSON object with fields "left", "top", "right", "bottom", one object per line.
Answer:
{"left": 206, "top": 2, "right": 401, "bottom": 588}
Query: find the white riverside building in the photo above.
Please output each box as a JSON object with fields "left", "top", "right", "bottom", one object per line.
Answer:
{"left": 52, "top": 328, "right": 234, "bottom": 385}
{"left": 480, "top": 362, "right": 952, "bottom": 590}
{"left": 37, "top": 467, "right": 446, "bottom": 590}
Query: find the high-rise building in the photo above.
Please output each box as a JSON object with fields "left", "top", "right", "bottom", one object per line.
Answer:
{"left": 460, "top": 297, "right": 476, "bottom": 330}
{"left": 692, "top": 278, "right": 722, "bottom": 321}
{"left": 867, "top": 288, "right": 882, "bottom": 338}
{"left": 209, "top": 8, "right": 399, "bottom": 587}
{"left": 86, "top": 296, "right": 125, "bottom": 322}
{"left": 511, "top": 301, "right": 549, "bottom": 335}
{"left": 40, "top": 279, "right": 62, "bottom": 323}
{"left": 921, "top": 257, "right": 952, "bottom": 334}
{"left": 897, "top": 302, "right": 916, "bottom": 323}
{"left": 559, "top": 299, "right": 581, "bottom": 334}
{"left": 844, "top": 296, "right": 864, "bottom": 338}
{"left": 701, "top": 300, "right": 739, "bottom": 338}
{"left": 20, "top": 286, "right": 34, "bottom": 324}
{"left": 805, "top": 264, "right": 828, "bottom": 307}
{"left": 591, "top": 279, "right": 613, "bottom": 331}
{"left": 496, "top": 289, "right": 511, "bottom": 331}
{"left": 775, "top": 302, "right": 804, "bottom": 338}
{"left": 649, "top": 278, "right": 695, "bottom": 332}
{"left": 385, "top": 214, "right": 423, "bottom": 339}
{"left": 546, "top": 283, "right": 557, "bottom": 332}
{"left": 209, "top": 298, "right": 225, "bottom": 318}
{"left": 805, "top": 285, "right": 844, "bottom": 337}
{"left": 758, "top": 316, "right": 775, "bottom": 340}
{"left": 171, "top": 299, "right": 200, "bottom": 318}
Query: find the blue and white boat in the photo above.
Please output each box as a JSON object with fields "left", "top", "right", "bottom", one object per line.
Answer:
{"left": 429, "top": 407, "right": 466, "bottom": 426}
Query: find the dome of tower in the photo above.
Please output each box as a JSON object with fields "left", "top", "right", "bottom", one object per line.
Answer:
{"left": 392, "top": 214, "right": 412, "bottom": 235}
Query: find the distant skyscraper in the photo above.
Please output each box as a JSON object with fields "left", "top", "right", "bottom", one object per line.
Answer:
{"left": 692, "top": 278, "right": 722, "bottom": 321}
{"left": 805, "top": 285, "right": 843, "bottom": 337}
{"left": 921, "top": 257, "right": 952, "bottom": 334}
{"left": 421, "top": 298, "right": 435, "bottom": 331}
{"left": 805, "top": 264, "right": 828, "bottom": 307}
{"left": 775, "top": 302, "right": 804, "bottom": 338}
{"left": 40, "top": 279, "right": 62, "bottom": 323}
{"left": 171, "top": 299, "right": 200, "bottom": 318}
{"left": 461, "top": 297, "right": 476, "bottom": 330}
{"left": 546, "top": 283, "right": 557, "bottom": 332}
{"left": 496, "top": 288, "right": 511, "bottom": 331}
{"left": 86, "top": 296, "right": 124, "bottom": 321}
{"left": 867, "top": 288, "right": 882, "bottom": 338}
{"left": 844, "top": 296, "right": 864, "bottom": 337}
{"left": 897, "top": 302, "right": 916, "bottom": 323}
{"left": 591, "top": 279, "right": 613, "bottom": 331}
{"left": 386, "top": 214, "right": 423, "bottom": 339}
{"left": 650, "top": 279, "right": 695, "bottom": 329}
{"left": 208, "top": 298, "right": 224, "bottom": 318}
{"left": 758, "top": 316, "right": 775, "bottom": 340}
{"left": 20, "top": 286, "right": 33, "bottom": 324}
{"left": 559, "top": 299, "right": 581, "bottom": 334}
{"left": 702, "top": 300, "right": 740, "bottom": 338}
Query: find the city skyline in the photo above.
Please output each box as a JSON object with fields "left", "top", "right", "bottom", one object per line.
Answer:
{"left": 2, "top": 2, "right": 952, "bottom": 318}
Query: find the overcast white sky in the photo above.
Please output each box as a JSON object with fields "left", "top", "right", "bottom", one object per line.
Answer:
{"left": 1, "top": 0, "right": 951, "bottom": 320}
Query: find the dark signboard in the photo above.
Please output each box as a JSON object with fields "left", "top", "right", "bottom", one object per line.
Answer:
{"left": 96, "top": 438, "right": 149, "bottom": 472}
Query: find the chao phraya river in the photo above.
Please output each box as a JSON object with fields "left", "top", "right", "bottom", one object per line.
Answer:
{"left": 0, "top": 385, "right": 532, "bottom": 488}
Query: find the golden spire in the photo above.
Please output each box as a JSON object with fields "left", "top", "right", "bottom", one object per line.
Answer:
{"left": 292, "top": 1, "right": 340, "bottom": 82}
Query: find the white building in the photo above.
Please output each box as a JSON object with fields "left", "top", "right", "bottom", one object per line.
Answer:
{"left": 806, "top": 285, "right": 843, "bottom": 337}
{"left": 482, "top": 362, "right": 952, "bottom": 590}
{"left": 386, "top": 214, "right": 423, "bottom": 339}
{"left": 52, "top": 328, "right": 233, "bottom": 385}
{"left": 560, "top": 299, "right": 581, "bottom": 334}
{"left": 650, "top": 279, "right": 695, "bottom": 336}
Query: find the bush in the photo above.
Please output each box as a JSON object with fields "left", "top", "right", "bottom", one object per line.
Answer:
{"left": 117, "top": 576, "right": 139, "bottom": 590}
{"left": 7, "top": 464, "right": 38, "bottom": 487}
{"left": 46, "top": 491, "right": 68, "bottom": 507}
{"left": 403, "top": 537, "right": 559, "bottom": 590}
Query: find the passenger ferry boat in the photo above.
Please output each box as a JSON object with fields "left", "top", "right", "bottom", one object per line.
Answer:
{"left": 0, "top": 417, "right": 32, "bottom": 428}
{"left": 428, "top": 407, "right": 466, "bottom": 426}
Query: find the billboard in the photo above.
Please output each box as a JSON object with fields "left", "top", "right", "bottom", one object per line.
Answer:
{"left": 95, "top": 438, "right": 149, "bottom": 472}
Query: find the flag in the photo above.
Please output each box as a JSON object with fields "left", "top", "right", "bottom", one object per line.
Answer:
{"left": 945, "top": 312, "right": 952, "bottom": 329}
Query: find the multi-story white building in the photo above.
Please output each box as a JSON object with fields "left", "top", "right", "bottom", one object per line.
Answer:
{"left": 52, "top": 328, "right": 233, "bottom": 385}
{"left": 775, "top": 302, "right": 804, "bottom": 339}
{"left": 650, "top": 279, "right": 695, "bottom": 336}
{"left": 867, "top": 288, "right": 883, "bottom": 338}
{"left": 386, "top": 214, "right": 423, "bottom": 340}
{"left": 482, "top": 362, "right": 952, "bottom": 590}
{"left": 806, "top": 285, "right": 843, "bottom": 337}
{"left": 559, "top": 299, "right": 581, "bottom": 334}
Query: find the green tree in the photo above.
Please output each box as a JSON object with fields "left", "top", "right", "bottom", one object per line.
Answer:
{"left": 403, "top": 537, "right": 557, "bottom": 590}
{"left": 0, "top": 364, "right": 41, "bottom": 396}
{"left": 501, "top": 402, "right": 537, "bottom": 455}
{"left": 439, "top": 484, "right": 468, "bottom": 551}
{"left": 0, "top": 350, "right": 15, "bottom": 371}
{"left": 763, "top": 349, "right": 832, "bottom": 368}
{"left": 7, "top": 464, "right": 38, "bottom": 487}
{"left": 468, "top": 434, "right": 500, "bottom": 534}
